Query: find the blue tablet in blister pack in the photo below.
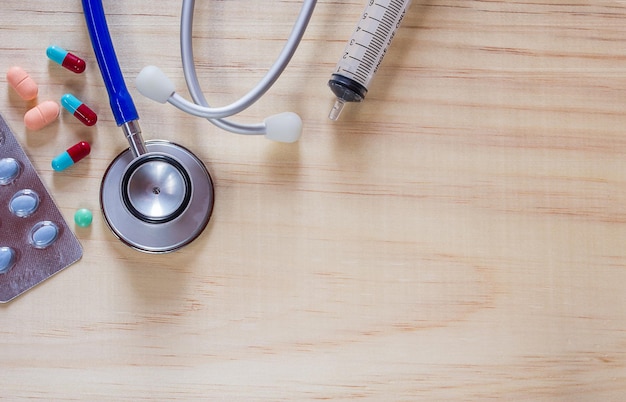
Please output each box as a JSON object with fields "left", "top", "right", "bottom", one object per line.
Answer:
{"left": 0, "top": 113, "right": 82, "bottom": 303}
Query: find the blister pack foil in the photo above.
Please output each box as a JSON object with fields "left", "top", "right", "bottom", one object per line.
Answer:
{"left": 0, "top": 114, "right": 82, "bottom": 303}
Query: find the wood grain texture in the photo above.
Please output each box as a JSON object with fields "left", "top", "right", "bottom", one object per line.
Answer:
{"left": 1, "top": 0, "right": 626, "bottom": 400}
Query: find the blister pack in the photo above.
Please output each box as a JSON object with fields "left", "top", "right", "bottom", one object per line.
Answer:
{"left": 0, "top": 113, "right": 82, "bottom": 303}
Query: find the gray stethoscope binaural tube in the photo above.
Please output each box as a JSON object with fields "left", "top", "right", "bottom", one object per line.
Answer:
{"left": 83, "top": 0, "right": 214, "bottom": 253}
{"left": 135, "top": 0, "right": 317, "bottom": 142}
{"left": 82, "top": 0, "right": 315, "bottom": 252}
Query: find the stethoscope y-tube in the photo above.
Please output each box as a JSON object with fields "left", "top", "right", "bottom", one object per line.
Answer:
{"left": 82, "top": 0, "right": 214, "bottom": 253}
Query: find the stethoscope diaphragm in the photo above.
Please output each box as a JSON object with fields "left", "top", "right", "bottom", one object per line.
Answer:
{"left": 121, "top": 153, "right": 192, "bottom": 224}
{"left": 100, "top": 140, "right": 214, "bottom": 253}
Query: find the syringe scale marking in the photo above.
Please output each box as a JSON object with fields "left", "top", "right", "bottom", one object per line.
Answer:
{"left": 328, "top": 0, "right": 412, "bottom": 120}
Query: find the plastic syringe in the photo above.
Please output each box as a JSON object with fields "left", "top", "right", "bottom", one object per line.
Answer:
{"left": 328, "top": 0, "right": 412, "bottom": 120}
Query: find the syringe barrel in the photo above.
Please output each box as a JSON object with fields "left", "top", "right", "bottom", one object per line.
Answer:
{"left": 331, "top": 0, "right": 412, "bottom": 95}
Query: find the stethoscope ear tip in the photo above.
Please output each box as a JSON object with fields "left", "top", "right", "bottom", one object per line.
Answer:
{"left": 136, "top": 65, "right": 175, "bottom": 104}
{"left": 264, "top": 112, "right": 302, "bottom": 143}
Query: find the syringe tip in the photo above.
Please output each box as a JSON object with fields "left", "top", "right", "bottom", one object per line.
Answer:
{"left": 329, "top": 98, "right": 346, "bottom": 121}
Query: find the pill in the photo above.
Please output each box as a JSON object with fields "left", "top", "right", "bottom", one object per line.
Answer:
{"left": 24, "top": 100, "right": 60, "bottom": 131}
{"left": 46, "top": 45, "right": 85, "bottom": 74}
{"left": 29, "top": 221, "right": 59, "bottom": 249}
{"left": 10, "top": 189, "right": 40, "bottom": 218}
{"left": 74, "top": 208, "right": 93, "bottom": 227}
{"left": 51, "top": 141, "right": 90, "bottom": 172}
{"left": 6, "top": 66, "right": 38, "bottom": 100}
{"left": 0, "top": 157, "right": 21, "bottom": 185}
{"left": 60, "top": 94, "right": 97, "bottom": 126}
{"left": 0, "top": 247, "right": 17, "bottom": 274}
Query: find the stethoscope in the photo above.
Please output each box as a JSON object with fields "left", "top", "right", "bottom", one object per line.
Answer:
{"left": 81, "top": 0, "right": 316, "bottom": 253}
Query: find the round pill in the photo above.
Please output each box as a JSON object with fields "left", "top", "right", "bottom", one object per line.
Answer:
{"left": 74, "top": 208, "right": 93, "bottom": 227}
{"left": 24, "top": 100, "right": 60, "bottom": 131}
{"left": 0, "top": 246, "right": 17, "bottom": 274}
{"left": 29, "top": 221, "right": 59, "bottom": 249}
{"left": 0, "top": 157, "right": 21, "bottom": 185}
{"left": 9, "top": 189, "right": 40, "bottom": 218}
{"left": 6, "top": 66, "right": 38, "bottom": 101}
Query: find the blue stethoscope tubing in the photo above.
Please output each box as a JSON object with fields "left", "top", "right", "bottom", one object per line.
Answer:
{"left": 82, "top": 0, "right": 138, "bottom": 126}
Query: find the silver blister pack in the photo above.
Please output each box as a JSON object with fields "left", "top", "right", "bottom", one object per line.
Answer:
{"left": 0, "top": 114, "right": 82, "bottom": 303}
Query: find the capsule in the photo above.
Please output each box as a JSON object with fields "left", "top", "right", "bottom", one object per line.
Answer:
{"left": 6, "top": 66, "right": 38, "bottom": 100}
{"left": 61, "top": 94, "right": 97, "bottom": 126}
{"left": 46, "top": 45, "right": 85, "bottom": 74}
{"left": 52, "top": 141, "right": 91, "bottom": 172}
{"left": 24, "top": 101, "right": 60, "bottom": 131}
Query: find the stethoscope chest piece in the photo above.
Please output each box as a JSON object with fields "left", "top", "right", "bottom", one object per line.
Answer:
{"left": 100, "top": 140, "right": 214, "bottom": 253}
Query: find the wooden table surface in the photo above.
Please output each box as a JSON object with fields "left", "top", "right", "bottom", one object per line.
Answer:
{"left": 2, "top": 0, "right": 626, "bottom": 400}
